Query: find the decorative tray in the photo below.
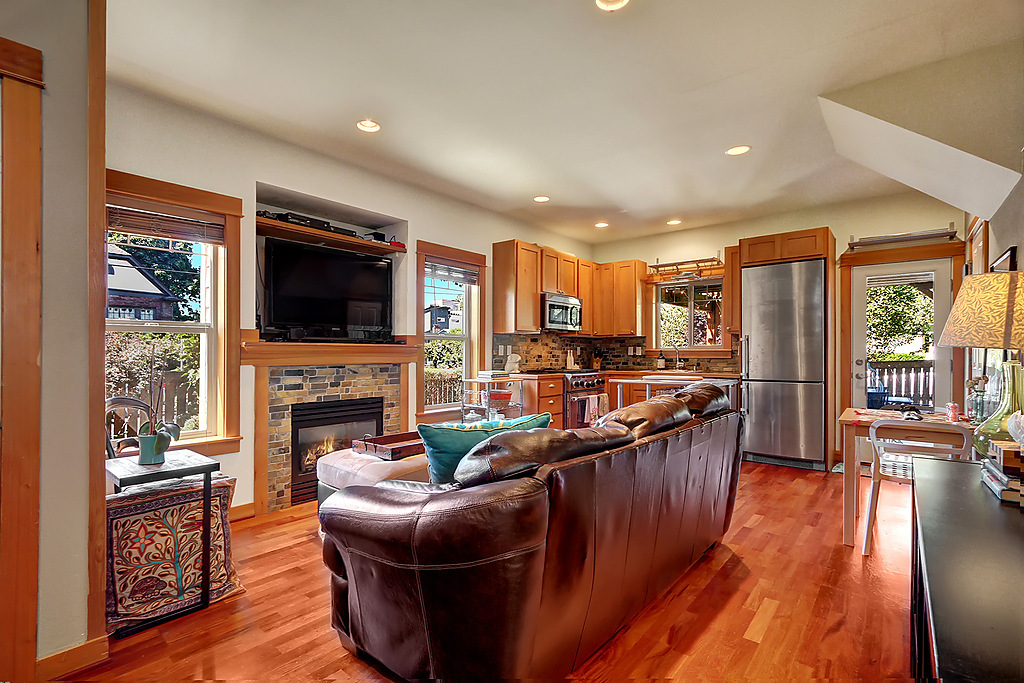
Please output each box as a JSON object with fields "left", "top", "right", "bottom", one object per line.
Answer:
{"left": 351, "top": 431, "right": 425, "bottom": 461}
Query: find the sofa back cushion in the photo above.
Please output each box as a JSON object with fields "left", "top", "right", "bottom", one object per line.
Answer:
{"left": 454, "top": 423, "right": 634, "bottom": 488}
{"left": 673, "top": 382, "right": 731, "bottom": 417}
{"left": 418, "top": 412, "right": 551, "bottom": 484}
{"left": 596, "top": 395, "right": 693, "bottom": 439}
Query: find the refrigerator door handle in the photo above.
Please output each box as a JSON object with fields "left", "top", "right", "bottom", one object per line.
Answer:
{"left": 740, "top": 335, "right": 749, "bottom": 378}
{"left": 740, "top": 382, "right": 748, "bottom": 416}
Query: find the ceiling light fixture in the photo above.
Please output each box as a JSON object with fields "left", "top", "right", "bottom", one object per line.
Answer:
{"left": 595, "top": 0, "right": 629, "bottom": 11}
{"left": 667, "top": 219, "right": 682, "bottom": 225}
{"left": 356, "top": 119, "right": 381, "bottom": 133}
{"left": 595, "top": 222, "right": 609, "bottom": 228}
{"left": 533, "top": 195, "right": 551, "bottom": 203}
{"left": 726, "top": 145, "right": 751, "bottom": 156}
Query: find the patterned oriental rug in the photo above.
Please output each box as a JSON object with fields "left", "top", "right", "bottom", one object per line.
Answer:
{"left": 105, "top": 473, "right": 244, "bottom": 633}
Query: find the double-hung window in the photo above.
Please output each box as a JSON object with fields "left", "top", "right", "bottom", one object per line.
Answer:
{"left": 104, "top": 198, "right": 224, "bottom": 437}
{"left": 422, "top": 259, "right": 480, "bottom": 408}
{"left": 656, "top": 279, "right": 724, "bottom": 349}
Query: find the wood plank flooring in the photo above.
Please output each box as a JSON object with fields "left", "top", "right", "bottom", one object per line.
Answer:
{"left": 65, "top": 462, "right": 913, "bottom": 681}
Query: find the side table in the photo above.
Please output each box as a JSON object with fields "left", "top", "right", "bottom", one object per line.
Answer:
{"left": 104, "top": 450, "right": 219, "bottom": 636}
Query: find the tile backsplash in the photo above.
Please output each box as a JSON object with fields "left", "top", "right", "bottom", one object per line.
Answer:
{"left": 492, "top": 333, "right": 739, "bottom": 373}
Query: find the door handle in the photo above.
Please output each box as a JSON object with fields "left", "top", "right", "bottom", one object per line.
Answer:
{"left": 855, "top": 372, "right": 865, "bottom": 380}
{"left": 740, "top": 382, "right": 748, "bottom": 416}
{"left": 740, "top": 336, "right": 749, "bottom": 377}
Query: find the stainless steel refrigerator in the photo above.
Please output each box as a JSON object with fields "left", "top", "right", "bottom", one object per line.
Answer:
{"left": 740, "top": 259, "right": 826, "bottom": 465}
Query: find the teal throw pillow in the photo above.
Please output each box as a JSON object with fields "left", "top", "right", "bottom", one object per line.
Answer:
{"left": 417, "top": 413, "right": 551, "bottom": 484}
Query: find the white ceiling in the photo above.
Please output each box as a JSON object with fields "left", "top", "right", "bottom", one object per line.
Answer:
{"left": 106, "top": 0, "right": 1024, "bottom": 244}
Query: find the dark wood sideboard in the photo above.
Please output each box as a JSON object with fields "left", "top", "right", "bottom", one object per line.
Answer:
{"left": 911, "top": 457, "right": 1024, "bottom": 680}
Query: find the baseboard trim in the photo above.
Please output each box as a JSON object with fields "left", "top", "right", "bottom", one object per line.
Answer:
{"left": 36, "top": 635, "right": 108, "bottom": 681}
{"left": 229, "top": 501, "right": 255, "bottom": 521}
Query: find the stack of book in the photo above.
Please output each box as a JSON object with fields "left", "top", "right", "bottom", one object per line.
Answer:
{"left": 477, "top": 370, "right": 510, "bottom": 381}
{"left": 981, "top": 440, "right": 1022, "bottom": 505}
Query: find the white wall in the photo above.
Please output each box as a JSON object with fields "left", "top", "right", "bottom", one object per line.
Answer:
{"left": 0, "top": 0, "right": 92, "bottom": 659}
{"left": 592, "top": 191, "right": 964, "bottom": 264}
{"left": 106, "top": 82, "right": 593, "bottom": 507}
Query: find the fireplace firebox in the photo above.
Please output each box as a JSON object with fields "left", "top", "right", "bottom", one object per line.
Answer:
{"left": 290, "top": 397, "right": 383, "bottom": 504}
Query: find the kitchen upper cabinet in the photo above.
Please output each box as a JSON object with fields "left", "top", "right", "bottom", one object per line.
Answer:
{"left": 612, "top": 260, "right": 646, "bottom": 336}
{"left": 577, "top": 259, "right": 595, "bottom": 335}
{"left": 493, "top": 239, "right": 542, "bottom": 333}
{"left": 739, "top": 227, "right": 831, "bottom": 266}
{"left": 723, "top": 245, "right": 741, "bottom": 336}
{"left": 541, "top": 247, "right": 579, "bottom": 296}
{"left": 559, "top": 253, "right": 578, "bottom": 296}
{"left": 594, "top": 263, "right": 615, "bottom": 336}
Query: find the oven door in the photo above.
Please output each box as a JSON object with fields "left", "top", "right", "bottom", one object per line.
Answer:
{"left": 567, "top": 391, "right": 610, "bottom": 429}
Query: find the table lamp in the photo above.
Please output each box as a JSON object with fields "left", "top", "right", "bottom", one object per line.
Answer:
{"left": 937, "top": 271, "right": 1024, "bottom": 456}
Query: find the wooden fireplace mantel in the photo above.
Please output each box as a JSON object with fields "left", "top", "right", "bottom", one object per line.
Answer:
{"left": 240, "top": 329, "right": 420, "bottom": 367}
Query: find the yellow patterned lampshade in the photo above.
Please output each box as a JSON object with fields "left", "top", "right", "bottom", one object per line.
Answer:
{"left": 938, "top": 271, "right": 1024, "bottom": 349}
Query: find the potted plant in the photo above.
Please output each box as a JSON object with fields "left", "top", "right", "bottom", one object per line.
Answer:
{"left": 137, "top": 420, "right": 181, "bottom": 465}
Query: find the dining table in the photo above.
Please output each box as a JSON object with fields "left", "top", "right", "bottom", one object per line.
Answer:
{"left": 838, "top": 407, "right": 975, "bottom": 547}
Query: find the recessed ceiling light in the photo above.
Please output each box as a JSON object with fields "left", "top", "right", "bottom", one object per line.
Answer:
{"left": 533, "top": 195, "right": 551, "bottom": 203}
{"left": 667, "top": 219, "right": 682, "bottom": 225}
{"left": 595, "top": 222, "right": 609, "bottom": 228}
{"left": 726, "top": 145, "right": 751, "bottom": 156}
{"left": 595, "top": 0, "right": 629, "bottom": 11}
{"left": 356, "top": 119, "right": 381, "bottom": 133}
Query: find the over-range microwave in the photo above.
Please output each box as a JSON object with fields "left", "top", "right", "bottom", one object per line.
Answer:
{"left": 542, "top": 292, "right": 582, "bottom": 332}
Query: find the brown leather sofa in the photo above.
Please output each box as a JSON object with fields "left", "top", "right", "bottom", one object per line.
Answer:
{"left": 320, "top": 383, "right": 742, "bottom": 680}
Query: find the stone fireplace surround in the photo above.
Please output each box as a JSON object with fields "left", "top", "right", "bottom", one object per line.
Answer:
{"left": 266, "top": 364, "right": 401, "bottom": 511}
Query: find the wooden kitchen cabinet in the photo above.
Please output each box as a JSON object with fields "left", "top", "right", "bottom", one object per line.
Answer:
{"left": 594, "top": 263, "right": 614, "bottom": 336}
{"left": 493, "top": 240, "right": 542, "bottom": 333}
{"left": 577, "top": 259, "right": 596, "bottom": 335}
{"left": 613, "top": 260, "right": 646, "bottom": 336}
{"left": 541, "top": 247, "right": 578, "bottom": 296}
{"left": 722, "top": 245, "right": 741, "bottom": 336}
{"left": 520, "top": 374, "right": 565, "bottom": 429}
{"left": 739, "top": 227, "right": 831, "bottom": 266}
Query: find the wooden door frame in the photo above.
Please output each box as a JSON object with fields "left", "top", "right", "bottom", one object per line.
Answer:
{"left": 0, "top": 34, "right": 45, "bottom": 683}
{"left": 838, "top": 241, "right": 966, "bottom": 414}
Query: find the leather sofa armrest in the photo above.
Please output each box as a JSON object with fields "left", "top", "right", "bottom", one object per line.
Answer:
{"left": 319, "top": 477, "right": 549, "bottom": 567}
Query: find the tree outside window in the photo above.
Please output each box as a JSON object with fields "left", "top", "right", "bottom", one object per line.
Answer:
{"left": 424, "top": 277, "right": 470, "bottom": 407}
{"left": 657, "top": 280, "right": 723, "bottom": 349}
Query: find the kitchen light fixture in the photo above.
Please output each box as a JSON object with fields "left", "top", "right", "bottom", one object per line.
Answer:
{"left": 726, "top": 145, "right": 751, "bottom": 156}
{"left": 356, "top": 119, "right": 380, "bottom": 133}
{"left": 595, "top": 222, "right": 609, "bottom": 228}
{"left": 667, "top": 219, "right": 682, "bottom": 225}
{"left": 533, "top": 195, "right": 550, "bottom": 203}
{"left": 595, "top": 0, "right": 629, "bottom": 11}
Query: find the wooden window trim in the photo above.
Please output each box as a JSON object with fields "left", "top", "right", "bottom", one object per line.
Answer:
{"left": 416, "top": 241, "right": 487, "bottom": 420}
{"left": 0, "top": 38, "right": 44, "bottom": 683}
{"left": 104, "top": 171, "right": 242, "bottom": 447}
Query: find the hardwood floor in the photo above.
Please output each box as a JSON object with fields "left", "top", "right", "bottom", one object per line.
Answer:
{"left": 66, "top": 462, "right": 912, "bottom": 681}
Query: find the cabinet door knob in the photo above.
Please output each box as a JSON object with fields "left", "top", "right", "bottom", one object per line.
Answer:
{"left": 548, "top": 399, "right": 556, "bottom": 404}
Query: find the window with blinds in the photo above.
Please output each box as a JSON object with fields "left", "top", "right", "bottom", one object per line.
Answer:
{"left": 104, "top": 195, "right": 221, "bottom": 436}
{"left": 423, "top": 257, "right": 481, "bottom": 407}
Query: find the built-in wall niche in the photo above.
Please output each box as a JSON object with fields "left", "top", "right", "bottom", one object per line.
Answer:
{"left": 254, "top": 183, "right": 409, "bottom": 342}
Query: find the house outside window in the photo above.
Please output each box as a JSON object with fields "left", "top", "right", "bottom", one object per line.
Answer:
{"left": 105, "top": 202, "right": 223, "bottom": 436}
{"left": 656, "top": 279, "right": 724, "bottom": 349}
{"left": 423, "top": 262, "right": 476, "bottom": 407}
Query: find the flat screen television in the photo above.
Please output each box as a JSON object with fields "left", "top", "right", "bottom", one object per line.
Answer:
{"left": 264, "top": 238, "right": 393, "bottom": 342}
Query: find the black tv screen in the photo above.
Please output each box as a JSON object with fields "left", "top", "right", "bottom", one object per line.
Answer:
{"left": 265, "top": 238, "right": 393, "bottom": 341}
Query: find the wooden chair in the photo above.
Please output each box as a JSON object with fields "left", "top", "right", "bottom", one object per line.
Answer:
{"left": 105, "top": 396, "right": 154, "bottom": 458}
{"left": 862, "top": 419, "right": 973, "bottom": 555}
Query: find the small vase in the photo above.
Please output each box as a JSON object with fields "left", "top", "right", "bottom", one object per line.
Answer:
{"left": 974, "top": 361, "right": 1023, "bottom": 458}
{"left": 137, "top": 434, "right": 164, "bottom": 465}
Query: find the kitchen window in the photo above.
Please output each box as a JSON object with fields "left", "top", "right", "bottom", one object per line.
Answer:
{"left": 423, "top": 260, "right": 478, "bottom": 408}
{"left": 656, "top": 279, "right": 724, "bottom": 349}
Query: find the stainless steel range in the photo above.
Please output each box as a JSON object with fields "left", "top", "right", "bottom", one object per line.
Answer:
{"left": 562, "top": 371, "right": 608, "bottom": 429}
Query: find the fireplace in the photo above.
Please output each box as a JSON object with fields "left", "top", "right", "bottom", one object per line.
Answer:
{"left": 290, "top": 397, "right": 383, "bottom": 504}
